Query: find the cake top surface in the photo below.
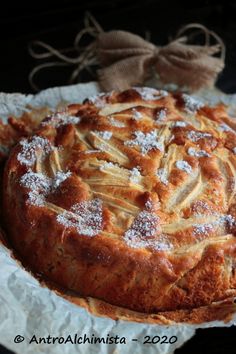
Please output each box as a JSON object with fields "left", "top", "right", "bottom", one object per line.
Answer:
{"left": 11, "top": 87, "right": 236, "bottom": 254}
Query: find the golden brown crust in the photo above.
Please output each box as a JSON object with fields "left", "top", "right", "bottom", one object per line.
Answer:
{"left": 0, "top": 107, "right": 52, "bottom": 163}
{"left": 2, "top": 87, "right": 236, "bottom": 321}
{"left": 1, "top": 235, "right": 235, "bottom": 325}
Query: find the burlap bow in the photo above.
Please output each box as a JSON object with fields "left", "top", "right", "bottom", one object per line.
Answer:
{"left": 97, "top": 26, "right": 225, "bottom": 91}
{"left": 29, "top": 14, "right": 225, "bottom": 92}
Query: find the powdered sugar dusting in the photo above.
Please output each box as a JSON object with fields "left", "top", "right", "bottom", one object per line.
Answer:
{"left": 42, "top": 111, "right": 80, "bottom": 128}
{"left": 232, "top": 147, "right": 236, "bottom": 154}
{"left": 219, "top": 123, "right": 235, "bottom": 133}
{"left": 187, "top": 147, "right": 210, "bottom": 157}
{"left": 124, "top": 130, "right": 164, "bottom": 155}
{"left": 124, "top": 211, "right": 171, "bottom": 251}
{"left": 53, "top": 171, "right": 72, "bottom": 189}
{"left": 94, "top": 130, "right": 113, "bottom": 140}
{"left": 20, "top": 170, "right": 72, "bottom": 206}
{"left": 176, "top": 160, "right": 192, "bottom": 174}
{"left": 125, "top": 211, "right": 160, "bottom": 238}
{"left": 132, "top": 108, "right": 142, "bottom": 120}
{"left": 221, "top": 214, "right": 235, "bottom": 228}
{"left": 193, "top": 214, "right": 236, "bottom": 236}
{"left": 155, "top": 109, "right": 167, "bottom": 122}
{"left": 145, "top": 200, "right": 153, "bottom": 211}
{"left": 133, "top": 87, "right": 168, "bottom": 101}
{"left": 28, "top": 191, "right": 46, "bottom": 206}
{"left": 187, "top": 130, "right": 212, "bottom": 142}
{"left": 109, "top": 117, "right": 125, "bottom": 128}
{"left": 20, "top": 171, "right": 51, "bottom": 193}
{"left": 193, "top": 223, "right": 214, "bottom": 236}
{"left": 156, "top": 168, "right": 168, "bottom": 185}
{"left": 172, "top": 121, "right": 188, "bottom": 128}
{"left": 99, "top": 161, "right": 118, "bottom": 172}
{"left": 56, "top": 198, "right": 103, "bottom": 237}
{"left": 88, "top": 93, "right": 109, "bottom": 108}
{"left": 129, "top": 167, "right": 141, "bottom": 184}
{"left": 20, "top": 170, "right": 50, "bottom": 207}
{"left": 192, "top": 200, "right": 214, "bottom": 216}
{"left": 17, "top": 136, "right": 53, "bottom": 166}
{"left": 182, "top": 94, "right": 204, "bottom": 113}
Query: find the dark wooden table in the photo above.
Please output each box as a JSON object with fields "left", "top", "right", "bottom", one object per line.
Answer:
{"left": 0, "top": 1, "right": 236, "bottom": 353}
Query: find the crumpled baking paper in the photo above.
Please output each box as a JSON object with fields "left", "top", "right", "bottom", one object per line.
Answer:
{"left": 0, "top": 81, "right": 236, "bottom": 354}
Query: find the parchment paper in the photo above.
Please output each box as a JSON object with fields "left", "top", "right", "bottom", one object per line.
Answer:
{"left": 0, "top": 81, "right": 236, "bottom": 354}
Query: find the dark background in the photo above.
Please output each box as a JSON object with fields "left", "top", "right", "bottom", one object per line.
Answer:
{"left": 0, "top": 0, "right": 236, "bottom": 353}
{"left": 1, "top": 0, "right": 236, "bottom": 94}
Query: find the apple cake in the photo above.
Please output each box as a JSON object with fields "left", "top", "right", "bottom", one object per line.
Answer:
{"left": 2, "top": 87, "right": 236, "bottom": 314}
